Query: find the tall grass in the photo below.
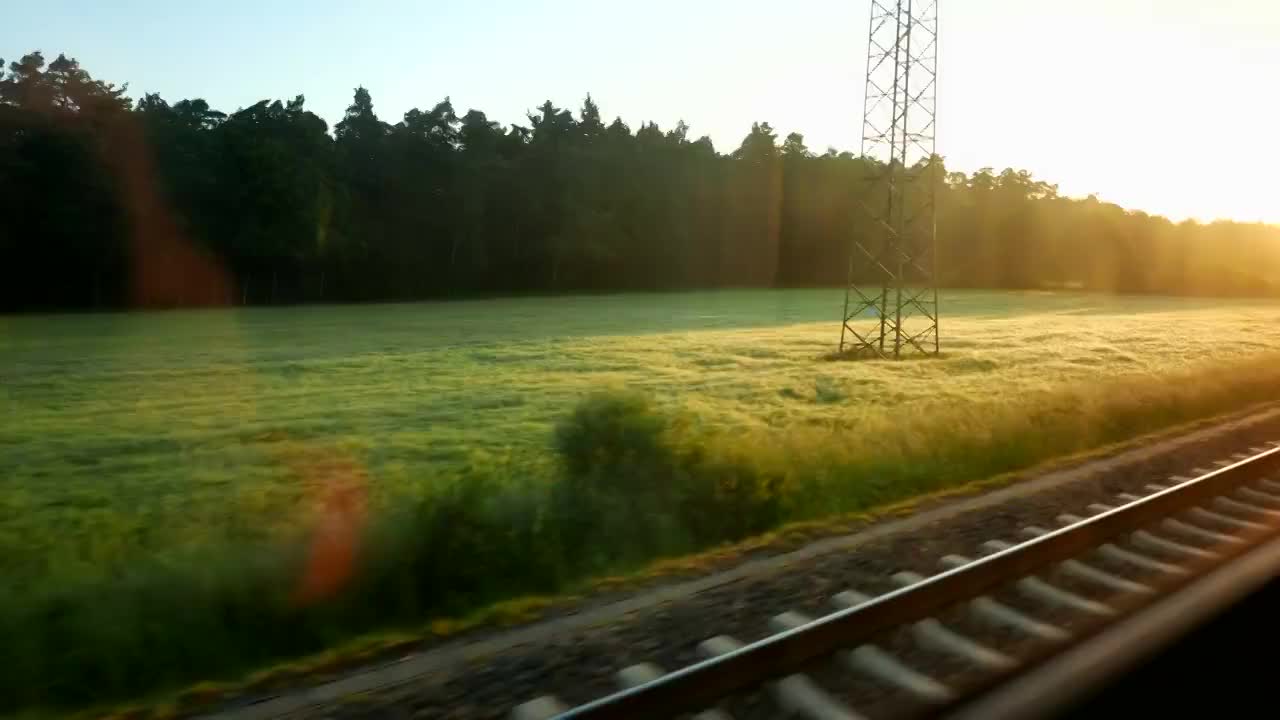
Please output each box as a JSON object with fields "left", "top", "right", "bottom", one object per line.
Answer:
{"left": 7, "top": 352, "right": 1280, "bottom": 713}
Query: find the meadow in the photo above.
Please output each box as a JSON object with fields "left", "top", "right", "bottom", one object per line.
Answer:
{"left": 7, "top": 288, "right": 1280, "bottom": 712}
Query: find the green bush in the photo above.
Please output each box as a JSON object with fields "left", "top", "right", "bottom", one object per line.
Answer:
{"left": 674, "top": 440, "right": 786, "bottom": 543}
{"left": 356, "top": 463, "right": 566, "bottom": 618}
{"left": 551, "top": 391, "right": 685, "bottom": 565}
{"left": 554, "top": 390, "right": 677, "bottom": 483}
{"left": 550, "top": 390, "right": 785, "bottom": 565}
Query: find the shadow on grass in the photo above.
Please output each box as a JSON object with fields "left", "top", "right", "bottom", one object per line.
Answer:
{"left": 820, "top": 346, "right": 950, "bottom": 362}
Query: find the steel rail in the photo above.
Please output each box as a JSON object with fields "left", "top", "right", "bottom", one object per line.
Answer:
{"left": 551, "top": 446, "right": 1280, "bottom": 719}
{"left": 949, "top": 530, "right": 1280, "bottom": 719}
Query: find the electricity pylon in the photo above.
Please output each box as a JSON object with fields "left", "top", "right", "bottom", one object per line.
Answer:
{"left": 840, "top": 0, "right": 939, "bottom": 359}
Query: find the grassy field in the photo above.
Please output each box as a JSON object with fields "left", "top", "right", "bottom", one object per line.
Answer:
{"left": 7, "top": 288, "right": 1280, "bottom": 711}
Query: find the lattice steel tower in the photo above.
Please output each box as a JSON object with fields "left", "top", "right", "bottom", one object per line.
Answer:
{"left": 840, "top": 0, "right": 939, "bottom": 358}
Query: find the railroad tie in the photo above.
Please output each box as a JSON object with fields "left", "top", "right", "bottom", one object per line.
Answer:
{"left": 1141, "top": 487, "right": 1270, "bottom": 531}
{"left": 1237, "top": 486, "right": 1280, "bottom": 507}
{"left": 771, "top": 610, "right": 953, "bottom": 705}
{"left": 833, "top": 589, "right": 874, "bottom": 607}
{"left": 937, "top": 555, "right": 1070, "bottom": 641}
{"left": 1067, "top": 498, "right": 1223, "bottom": 564}
{"left": 1160, "top": 517, "right": 1246, "bottom": 546}
{"left": 1258, "top": 478, "right": 1280, "bottom": 494}
{"left": 1038, "top": 521, "right": 1187, "bottom": 577}
{"left": 1185, "top": 506, "right": 1269, "bottom": 532}
{"left": 1131, "top": 529, "right": 1219, "bottom": 561}
{"left": 998, "top": 534, "right": 1155, "bottom": 595}
{"left": 1110, "top": 494, "right": 1239, "bottom": 546}
{"left": 696, "top": 635, "right": 865, "bottom": 720}
{"left": 882, "top": 574, "right": 1017, "bottom": 671}
{"left": 615, "top": 663, "right": 664, "bottom": 688}
{"left": 510, "top": 696, "right": 569, "bottom": 720}
{"left": 979, "top": 541, "right": 1115, "bottom": 616}
{"left": 616, "top": 663, "right": 732, "bottom": 720}
{"left": 1214, "top": 494, "right": 1280, "bottom": 519}
{"left": 1095, "top": 542, "right": 1190, "bottom": 575}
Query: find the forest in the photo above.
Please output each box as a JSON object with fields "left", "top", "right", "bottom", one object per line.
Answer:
{"left": 3, "top": 50, "right": 1279, "bottom": 312}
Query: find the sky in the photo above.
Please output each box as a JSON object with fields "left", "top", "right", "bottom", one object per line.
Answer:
{"left": 5, "top": 0, "right": 1279, "bottom": 223}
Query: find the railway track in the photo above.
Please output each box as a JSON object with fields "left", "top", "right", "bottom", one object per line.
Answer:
{"left": 513, "top": 444, "right": 1280, "bottom": 719}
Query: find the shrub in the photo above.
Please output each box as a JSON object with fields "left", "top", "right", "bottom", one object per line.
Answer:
{"left": 551, "top": 390, "right": 786, "bottom": 561}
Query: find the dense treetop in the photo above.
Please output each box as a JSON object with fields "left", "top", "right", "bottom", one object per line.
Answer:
{"left": 2, "top": 50, "right": 1278, "bottom": 311}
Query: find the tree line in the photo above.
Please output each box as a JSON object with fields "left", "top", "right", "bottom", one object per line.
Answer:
{"left": 3, "top": 50, "right": 1278, "bottom": 312}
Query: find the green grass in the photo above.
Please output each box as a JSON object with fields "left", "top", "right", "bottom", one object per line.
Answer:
{"left": 7, "top": 288, "right": 1280, "bottom": 713}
